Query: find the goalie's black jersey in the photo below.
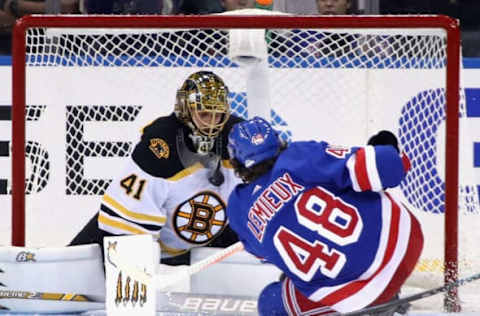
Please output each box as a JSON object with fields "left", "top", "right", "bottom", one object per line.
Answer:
{"left": 97, "top": 113, "right": 243, "bottom": 258}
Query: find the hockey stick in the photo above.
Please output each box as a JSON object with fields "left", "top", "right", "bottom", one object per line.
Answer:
{"left": 180, "top": 241, "right": 245, "bottom": 276}
{"left": 340, "top": 272, "right": 480, "bottom": 316}
{"left": 107, "top": 241, "right": 245, "bottom": 290}
{"left": 157, "top": 291, "right": 257, "bottom": 315}
{"left": 0, "top": 289, "right": 104, "bottom": 303}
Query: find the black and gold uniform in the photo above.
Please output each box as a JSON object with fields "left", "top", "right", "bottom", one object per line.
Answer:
{"left": 70, "top": 71, "right": 243, "bottom": 262}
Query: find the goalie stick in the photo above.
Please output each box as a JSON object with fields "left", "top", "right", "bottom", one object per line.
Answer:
{"left": 106, "top": 241, "right": 245, "bottom": 290}
{"left": 0, "top": 289, "right": 105, "bottom": 313}
{"left": 340, "top": 272, "right": 480, "bottom": 316}
{"left": 0, "top": 289, "right": 104, "bottom": 303}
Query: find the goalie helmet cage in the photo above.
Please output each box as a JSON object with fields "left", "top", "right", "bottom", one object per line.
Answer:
{"left": 10, "top": 14, "right": 468, "bottom": 312}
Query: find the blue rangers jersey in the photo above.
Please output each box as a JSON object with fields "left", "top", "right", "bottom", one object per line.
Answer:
{"left": 227, "top": 141, "right": 420, "bottom": 313}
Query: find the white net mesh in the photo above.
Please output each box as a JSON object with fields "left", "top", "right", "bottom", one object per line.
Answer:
{"left": 14, "top": 14, "right": 480, "bottom": 311}
{"left": 23, "top": 26, "right": 477, "bottom": 212}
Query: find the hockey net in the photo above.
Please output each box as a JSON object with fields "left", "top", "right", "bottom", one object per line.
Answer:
{"left": 10, "top": 12, "right": 479, "bottom": 312}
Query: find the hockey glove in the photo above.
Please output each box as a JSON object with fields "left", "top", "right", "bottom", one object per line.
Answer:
{"left": 367, "top": 130, "right": 399, "bottom": 153}
{"left": 368, "top": 130, "right": 411, "bottom": 173}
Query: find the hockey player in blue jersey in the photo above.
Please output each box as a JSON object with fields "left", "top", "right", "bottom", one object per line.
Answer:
{"left": 226, "top": 117, "right": 423, "bottom": 316}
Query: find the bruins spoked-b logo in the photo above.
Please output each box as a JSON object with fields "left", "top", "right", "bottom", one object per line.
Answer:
{"left": 173, "top": 191, "right": 227, "bottom": 244}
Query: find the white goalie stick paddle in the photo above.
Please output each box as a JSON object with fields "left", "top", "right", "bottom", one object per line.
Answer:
{"left": 107, "top": 241, "right": 245, "bottom": 290}
{"left": 339, "top": 272, "right": 480, "bottom": 316}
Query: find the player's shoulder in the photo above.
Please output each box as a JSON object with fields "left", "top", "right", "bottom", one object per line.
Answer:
{"left": 282, "top": 140, "right": 329, "bottom": 158}
{"left": 289, "top": 140, "right": 327, "bottom": 150}
{"left": 276, "top": 141, "right": 355, "bottom": 173}
{"left": 289, "top": 140, "right": 359, "bottom": 159}
{"left": 131, "top": 113, "right": 185, "bottom": 178}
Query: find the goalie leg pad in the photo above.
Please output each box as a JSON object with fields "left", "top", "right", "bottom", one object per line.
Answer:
{"left": 0, "top": 243, "right": 105, "bottom": 312}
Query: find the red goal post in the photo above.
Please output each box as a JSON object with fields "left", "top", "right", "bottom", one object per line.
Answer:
{"left": 10, "top": 13, "right": 467, "bottom": 311}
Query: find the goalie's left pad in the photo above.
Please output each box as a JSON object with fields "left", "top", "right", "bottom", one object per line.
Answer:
{"left": 0, "top": 244, "right": 105, "bottom": 313}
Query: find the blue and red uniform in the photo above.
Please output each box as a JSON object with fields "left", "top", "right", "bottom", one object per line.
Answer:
{"left": 227, "top": 141, "right": 423, "bottom": 315}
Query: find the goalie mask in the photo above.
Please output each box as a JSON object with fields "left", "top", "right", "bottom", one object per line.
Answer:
{"left": 175, "top": 71, "right": 231, "bottom": 155}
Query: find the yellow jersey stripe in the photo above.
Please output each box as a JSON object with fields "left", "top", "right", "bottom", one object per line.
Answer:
{"left": 166, "top": 160, "right": 232, "bottom": 180}
{"left": 98, "top": 213, "right": 148, "bottom": 235}
{"left": 168, "top": 163, "right": 203, "bottom": 181}
{"left": 157, "top": 240, "right": 188, "bottom": 256}
{"left": 103, "top": 195, "right": 166, "bottom": 225}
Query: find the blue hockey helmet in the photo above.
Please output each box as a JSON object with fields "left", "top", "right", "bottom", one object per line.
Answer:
{"left": 228, "top": 117, "right": 280, "bottom": 168}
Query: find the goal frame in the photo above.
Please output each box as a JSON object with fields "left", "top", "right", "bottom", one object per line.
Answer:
{"left": 11, "top": 14, "right": 461, "bottom": 311}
